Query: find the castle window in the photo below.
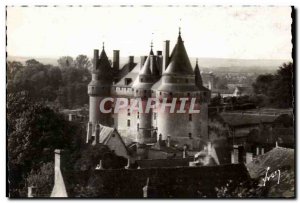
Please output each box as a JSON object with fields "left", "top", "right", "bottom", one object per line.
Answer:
{"left": 136, "top": 90, "right": 138, "bottom": 93}
{"left": 169, "top": 92, "right": 173, "bottom": 96}
{"left": 187, "top": 92, "right": 190, "bottom": 97}
{"left": 137, "top": 112, "right": 139, "bottom": 119}
{"left": 159, "top": 92, "right": 162, "bottom": 96}
{"left": 189, "top": 114, "right": 192, "bottom": 121}
{"left": 186, "top": 79, "right": 189, "bottom": 83}
{"left": 189, "top": 133, "right": 192, "bottom": 139}
{"left": 137, "top": 123, "right": 139, "bottom": 130}
{"left": 127, "top": 119, "right": 130, "bottom": 127}
{"left": 128, "top": 111, "right": 130, "bottom": 116}
{"left": 140, "top": 78, "right": 144, "bottom": 82}
{"left": 154, "top": 113, "right": 156, "bottom": 120}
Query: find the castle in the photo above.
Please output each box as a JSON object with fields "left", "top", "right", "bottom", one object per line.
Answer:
{"left": 86, "top": 30, "right": 211, "bottom": 157}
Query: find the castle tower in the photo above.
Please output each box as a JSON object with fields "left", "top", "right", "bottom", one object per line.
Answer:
{"left": 194, "top": 59, "right": 210, "bottom": 143}
{"left": 132, "top": 43, "right": 160, "bottom": 144}
{"left": 86, "top": 43, "right": 114, "bottom": 143}
{"left": 154, "top": 30, "right": 202, "bottom": 150}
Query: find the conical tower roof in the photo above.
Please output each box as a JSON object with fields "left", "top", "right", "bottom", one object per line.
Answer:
{"left": 97, "top": 44, "right": 111, "bottom": 72}
{"left": 139, "top": 55, "right": 152, "bottom": 75}
{"left": 194, "top": 59, "right": 203, "bottom": 88}
{"left": 164, "top": 32, "right": 194, "bottom": 75}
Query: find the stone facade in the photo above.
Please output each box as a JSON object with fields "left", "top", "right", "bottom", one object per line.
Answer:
{"left": 87, "top": 31, "right": 210, "bottom": 151}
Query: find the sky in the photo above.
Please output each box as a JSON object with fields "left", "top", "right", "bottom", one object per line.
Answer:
{"left": 7, "top": 6, "right": 292, "bottom": 60}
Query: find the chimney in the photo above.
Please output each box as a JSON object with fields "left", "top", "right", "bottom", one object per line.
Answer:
{"left": 231, "top": 145, "right": 239, "bottom": 164}
{"left": 238, "top": 145, "right": 244, "bottom": 163}
{"left": 95, "top": 160, "right": 104, "bottom": 170}
{"left": 143, "top": 177, "right": 155, "bottom": 198}
{"left": 163, "top": 40, "right": 170, "bottom": 71}
{"left": 276, "top": 141, "right": 278, "bottom": 148}
{"left": 207, "top": 142, "right": 212, "bottom": 155}
{"left": 167, "top": 136, "right": 171, "bottom": 147}
{"left": 86, "top": 122, "right": 93, "bottom": 143}
{"left": 246, "top": 152, "right": 253, "bottom": 164}
{"left": 256, "top": 147, "right": 260, "bottom": 156}
{"left": 27, "top": 186, "right": 37, "bottom": 198}
{"left": 93, "top": 49, "right": 99, "bottom": 69}
{"left": 50, "top": 149, "right": 68, "bottom": 197}
{"left": 94, "top": 124, "right": 101, "bottom": 144}
{"left": 113, "top": 50, "right": 120, "bottom": 70}
{"left": 129, "top": 56, "right": 134, "bottom": 64}
{"left": 183, "top": 145, "right": 188, "bottom": 158}
{"left": 150, "top": 55, "right": 158, "bottom": 76}
{"left": 156, "top": 51, "right": 163, "bottom": 75}
{"left": 140, "top": 56, "right": 147, "bottom": 69}
{"left": 125, "top": 157, "right": 131, "bottom": 169}
{"left": 261, "top": 148, "right": 265, "bottom": 155}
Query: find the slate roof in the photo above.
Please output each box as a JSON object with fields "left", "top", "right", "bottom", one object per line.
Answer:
{"left": 93, "top": 48, "right": 112, "bottom": 74}
{"left": 194, "top": 62, "right": 203, "bottom": 88}
{"left": 163, "top": 33, "right": 194, "bottom": 76}
{"left": 92, "top": 125, "right": 128, "bottom": 150}
{"left": 136, "top": 158, "right": 192, "bottom": 169}
{"left": 220, "top": 112, "right": 278, "bottom": 127}
{"left": 62, "top": 164, "right": 250, "bottom": 198}
{"left": 114, "top": 63, "right": 140, "bottom": 87}
{"left": 246, "top": 147, "right": 295, "bottom": 197}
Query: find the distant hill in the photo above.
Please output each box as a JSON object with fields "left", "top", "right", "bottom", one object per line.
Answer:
{"left": 7, "top": 55, "right": 290, "bottom": 74}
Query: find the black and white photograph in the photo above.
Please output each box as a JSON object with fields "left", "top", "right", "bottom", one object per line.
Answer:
{"left": 6, "top": 5, "right": 295, "bottom": 198}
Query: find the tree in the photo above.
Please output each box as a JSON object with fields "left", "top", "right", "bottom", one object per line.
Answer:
{"left": 7, "top": 61, "right": 23, "bottom": 81}
{"left": 75, "top": 55, "right": 92, "bottom": 70}
{"left": 7, "top": 92, "right": 81, "bottom": 197}
{"left": 252, "top": 62, "right": 293, "bottom": 108}
{"left": 25, "top": 59, "right": 41, "bottom": 67}
{"left": 252, "top": 74, "right": 274, "bottom": 95}
{"left": 26, "top": 162, "right": 54, "bottom": 197}
{"left": 57, "top": 56, "right": 74, "bottom": 69}
{"left": 269, "top": 63, "right": 293, "bottom": 108}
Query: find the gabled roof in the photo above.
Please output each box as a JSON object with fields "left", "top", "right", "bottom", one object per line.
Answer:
{"left": 92, "top": 125, "right": 128, "bottom": 148}
{"left": 164, "top": 33, "right": 194, "bottom": 75}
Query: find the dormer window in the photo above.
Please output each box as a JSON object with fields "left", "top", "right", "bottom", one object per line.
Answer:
{"left": 125, "top": 78, "right": 132, "bottom": 85}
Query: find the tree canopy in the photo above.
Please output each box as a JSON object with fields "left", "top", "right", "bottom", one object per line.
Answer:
{"left": 252, "top": 62, "right": 293, "bottom": 108}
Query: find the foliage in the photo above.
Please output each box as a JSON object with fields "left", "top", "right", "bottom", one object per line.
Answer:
{"left": 252, "top": 62, "right": 293, "bottom": 108}
{"left": 7, "top": 56, "right": 92, "bottom": 109}
{"left": 57, "top": 56, "right": 74, "bottom": 69}
{"left": 75, "top": 55, "right": 92, "bottom": 70}
{"left": 7, "top": 92, "right": 82, "bottom": 197}
{"left": 215, "top": 178, "right": 268, "bottom": 197}
{"left": 73, "top": 145, "right": 127, "bottom": 171}
{"left": 26, "top": 162, "right": 54, "bottom": 197}
{"left": 214, "top": 76, "right": 228, "bottom": 90}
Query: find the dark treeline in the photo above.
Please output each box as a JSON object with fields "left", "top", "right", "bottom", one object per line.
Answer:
{"left": 7, "top": 55, "right": 92, "bottom": 109}
{"left": 252, "top": 62, "right": 293, "bottom": 108}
